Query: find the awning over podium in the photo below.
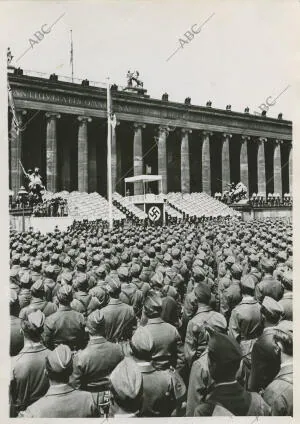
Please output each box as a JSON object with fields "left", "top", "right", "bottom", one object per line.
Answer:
{"left": 124, "top": 175, "right": 163, "bottom": 196}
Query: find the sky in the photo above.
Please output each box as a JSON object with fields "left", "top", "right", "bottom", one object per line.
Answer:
{"left": 1, "top": 0, "right": 299, "bottom": 122}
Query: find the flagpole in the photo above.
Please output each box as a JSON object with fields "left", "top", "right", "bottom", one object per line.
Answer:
{"left": 70, "top": 30, "right": 74, "bottom": 82}
{"left": 107, "top": 78, "right": 113, "bottom": 230}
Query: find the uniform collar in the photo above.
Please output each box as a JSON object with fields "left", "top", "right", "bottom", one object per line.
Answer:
{"left": 46, "top": 384, "right": 75, "bottom": 396}
{"left": 109, "top": 298, "right": 122, "bottom": 305}
{"left": 283, "top": 291, "right": 292, "bottom": 298}
{"left": 147, "top": 317, "right": 164, "bottom": 324}
{"left": 20, "top": 342, "right": 47, "bottom": 353}
{"left": 89, "top": 336, "right": 106, "bottom": 345}
{"left": 135, "top": 360, "right": 155, "bottom": 373}
{"left": 58, "top": 305, "right": 71, "bottom": 311}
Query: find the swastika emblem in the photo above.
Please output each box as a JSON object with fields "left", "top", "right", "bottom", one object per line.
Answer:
{"left": 148, "top": 206, "right": 161, "bottom": 222}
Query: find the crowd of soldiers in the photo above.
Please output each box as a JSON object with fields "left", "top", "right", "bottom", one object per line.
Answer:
{"left": 9, "top": 216, "right": 293, "bottom": 417}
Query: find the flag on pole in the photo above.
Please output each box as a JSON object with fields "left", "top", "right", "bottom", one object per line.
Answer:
{"left": 7, "top": 81, "right": 20, "bottom": 132}
{"left": 70, "top": 30, "right": 74, "bottom": 82}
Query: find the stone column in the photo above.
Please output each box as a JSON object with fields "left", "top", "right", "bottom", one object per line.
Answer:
{"left": 9, "top": 110, "right": 27, "bottom": 197}
{"left": 133, "top": 123, "right": 145, "bottom": 195}
{"left": 201, "top": 131, "right": 212, "bottom": 194}
{"left": 157, "top": 126, "right": 168, "bottom": 193}
{"left": 221, "top": 133, "right": 232, "bottom": 192}
{"left": 273, "top": 139, "right": 282, "bottom": 196}
{"left": 240, "top": 135, "right": 250, "bottom": 188}
{"left": 61, "top": 137, "right": 71, "bottom": 191}
{"left": 77, "top": 116, "right": 92, "bottom": 193}
{"left": 46, "top": 112, "right": 60, "bottom": 193}
{"left": 116, "top": 133, "right": 122, "bottom": 193}
{"left": 288, "top": 143, "right": 292, "bottom": 194}
{"left": 181, "top": 129, "right": 192, "bottom": 193}
{"left": 111, "top": 120, "right": 120, "bottom": 193}
{"left": 257, "top": 137, "right": 267, "bottom": 196}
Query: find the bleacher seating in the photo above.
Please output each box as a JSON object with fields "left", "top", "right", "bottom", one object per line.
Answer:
{"left": 166, "top": 192, "right": 240, "bottom": 218}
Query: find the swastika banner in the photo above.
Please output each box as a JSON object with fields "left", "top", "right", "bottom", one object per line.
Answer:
{"left": 145, "top": 203, "right": 164, "bottom": 225}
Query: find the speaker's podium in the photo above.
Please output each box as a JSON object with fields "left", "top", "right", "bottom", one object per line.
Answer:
{"left": 124, "top": 175, "right": 166, "bottom": 225}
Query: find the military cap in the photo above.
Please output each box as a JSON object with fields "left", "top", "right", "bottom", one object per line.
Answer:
{"left": 86, "top": 309, "right": 105, "bottom": 334}
{"left": 74, "top": 273, "right": 88, "bottom": 291}
{"left": 20, "top": 256, "right": 30, "bottom": 266}
{"left": 106, "top": 277, "right": 121, "bottom": 295}
{"left": 57, "top": 284, "right": 73, "bottom": 304}
{"left": 62, "top": 256, "right": 71, "bottom": 267}
{"left": 142, "top": 255, "right": 150, "bottom": 266}
{"left": 130, "top": 263, "right": 141, "bottom": 277}
{"left": 92, "top": 254, "right": 101, "bottom": 265}
{"left": 208, "top": 331, "right": 242, "bottom": 365}
{"left": 20, "top": 272, "right": 32, "bottom": 287}
{"left": 249, "top": 254, "right": 259, "bottom": 265}
{"left": 31, "top": 279, "right": 45, "bottom": 297}
{"left": 47, "top": 344, "right": 73, "bottom": 373}
{"left": 225, "top": 256, "right": 235, "bottom": 266}
{"left": 118, "top": 266, "right": 129, "bottom": 280}
{"left": 10, "top": 289, "right": 19, "bottom": 306}
{"left": 131, "top": 326, "right": 154, "bottom": 358}
{"left": 45, "top": 265, "right": 56, "bottom": 278}
{"left": 275, "top": 320, "right": 293, "bottom": 335}
{"left": 76, "top": 259, "right": 86, "bottom": 271}
{"left": 60, "top": 272, "right": 73, "bottom": 285}
{"left": 27, "top": 310, "right": 45, "bottom": 329}
{"left": 163, "top": 253, "right": 172, "bottom": 265}
{"left": 282, "top": 271, "right": 292, "bottom": 290}
{"left": 277, "top": 251, "right": 287, "bottom": 262}
{"left": 32, "top": 260, "right": 42, "bottom": 271}
{"left": 261, "top": 296, "right": 284, "bottom": 323}
{"left": 67, "top": 249, "right": 76, "bottom": 258}
{"left": 194, "top": 282, "right": 211, "bottom": 303}
{"left": 171, "top": 248, "right": 181, "bottom": 259}
{"left": 42, "top": 251, "right": 50, "bottom": 261}
{"left": 231, "top": 263, "right": 243, "bottom": 279}
{"left": 110, "top": 357, "right": 142, "bottom": 404}
{"left": 192, "top": 266, "right": 206, "bottom": 281}
{"left": 10, "top": 268, "right": 19, "bottom": 283}
{"left": 150, "top": 272, "right": 164, "bottom": 288}
{"left": 261, "top": 258, "right": 275, "bottom": 273}
{"left": 144, "top": 291, "right": 162, "bottom": 317}
{"left": 240, "top": 275, "right": 256, "bottom": 291}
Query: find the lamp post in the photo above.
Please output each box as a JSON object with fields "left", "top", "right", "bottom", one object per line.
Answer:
{"left": 18, "top": 186, "right": 28, "bottom": 232}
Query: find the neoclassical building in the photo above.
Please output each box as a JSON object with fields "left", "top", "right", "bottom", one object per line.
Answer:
{"left": 8, "top": 69, "right": 292, "bottom": 199}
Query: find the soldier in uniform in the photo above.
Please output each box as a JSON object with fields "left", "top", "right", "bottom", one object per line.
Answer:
{"left": 10, "top": 290, "right": 24, "bottom": 357}
{"left": 194, "top": 330, "right": 270, "bottom": 416}
{"left": 101, "top": 278, "right": 136, "bottom": 343}
{"left": 278, "top": 271, "right": 292, "bottom": 320}
{"left": 10, "top": 311, "right": 50, "bottom": 417}
{"left": 255, "top": 259, "right": 283, "bottom": 303}
{"left": 20, "top": 344, "right": 98, "bottom": 417}
{"left": 19, "top": 280, "right": 57, "bottom": 319}
{"left": 263, "top": 320, "right": 293, "bottom": 415}
{"left": 248, "top": 296, "right": 283, "bottom": 392}
{"left": 228, "top": 275, "right": 262, "bottom": 342}
{"left": 43, "top": 285, "right": 86, "bottom": 351}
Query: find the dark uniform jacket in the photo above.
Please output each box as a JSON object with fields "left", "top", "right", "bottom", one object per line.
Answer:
{"left": 71, "top": 291, "right": 92, "bottom": 317}
{"left": 101, "top": 298, "right": 136, "bottom": 342}
{"left": 186, "top": 350, "right": 212, "bottom": 416}
{"left": 10, "top": 315, "right": 24, "bottom": 357}
{"left": 255, "top": 275, "right": 283, "bottom": 303}
{"left": 20, "top": 384, "right": 98, "bottom": 418}
{"left": 278, "top": 291, "right": 293, "bottom": 320}
{"left": 185, "top": 305, "right": 225, "bottom": 366}
{"left": 70, "top": 336, "right": 124, "bottom": 390}
{"left": 19, "top": 298, "right": 57, "bottom": 319}
{"left": 135, "top": 360, "right": 186, "bottom": 417}
{"left": 248, "top": 327, "right": 281, "bottom": 392}
{"left": 141, "top": 317, "right": 184, "bottom": 371}
{"left": 263, "top": 363, "right": 293, "bottom": 416}
{"left": 194, "top": 381, "right": 270, "bottom": 416}
{"left": 228, "top": 296, "right": 262, "bottom": 342}
{"left": 10, "top": 343, "right": 50, "bottom": 416}
{"left": 43, "top": 305, "right": 86, "bottom": 350}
